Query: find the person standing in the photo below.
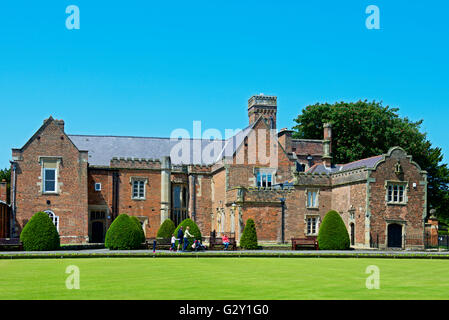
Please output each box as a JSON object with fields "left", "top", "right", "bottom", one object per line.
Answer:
{"left": 182, "top": 226, "right": 195, "bottom": 251}
{"left": 177, "top": 226, "right": 184, "bottom": 251}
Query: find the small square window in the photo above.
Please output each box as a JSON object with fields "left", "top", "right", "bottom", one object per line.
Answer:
{"left": 95, "top": 183, "right": 102, "bottom": 191}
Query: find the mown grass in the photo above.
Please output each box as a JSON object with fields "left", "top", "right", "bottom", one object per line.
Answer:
{"left": 0, "top": 258, "right": 448, "bottom": 300}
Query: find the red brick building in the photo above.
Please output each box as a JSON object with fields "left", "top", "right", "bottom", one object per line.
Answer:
{"left": 9, "top": 94, "right": 428, "bottom": 249}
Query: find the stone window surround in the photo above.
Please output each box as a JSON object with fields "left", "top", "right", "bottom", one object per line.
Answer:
{"left": 39, "top": 156, "right": 62, "bottom": 195}
{"left": 384, "top": 180, "right": 408, "bottom": 205}
{"left": 130, "top": 177, "right": 148, "bottom": 200}
{"left": 305, "top": 188, "right": 320, "bottom": 209}
{"left": 254, "top": 167, "right": 277, "bottom": 188}
{"left": 304, "top": 214, "right": 320, "bottom": 236}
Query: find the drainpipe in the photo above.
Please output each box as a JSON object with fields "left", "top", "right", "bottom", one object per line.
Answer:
{"left": 279, "top": 197, "right": 286, "bottom": 244}
{"left": 189, "top": 174, "right": 196, "bottom": 222}
{"left": 10, "top": 161, "right": 16, "bottom": 238}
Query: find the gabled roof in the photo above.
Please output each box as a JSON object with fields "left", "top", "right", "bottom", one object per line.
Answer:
{"left": 68, "top": 117, "right": 264, "bottom": 167}
{"left": 306, "top": 155, "right": 383, "bottom": 174}
{"left": 68, "top": 135, "right": 226, "bottom": 166}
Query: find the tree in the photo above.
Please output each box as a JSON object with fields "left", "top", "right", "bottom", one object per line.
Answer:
{"left": 292, "top": 100, "right": 449, "bottom": 222}
{"left": 105, "top": 214, "right": 144, "bottom": 250}
{"left": 157, "top": 218, "right": 176, "bottom": 239}
{"left": 130, "top": 216, "right": 146, "bottom": 243}
{"left": 20, "top": 211, "right": 60, "bottom": 251}
{"left": 317, "top": 210, "right": 350, "bottom": 250}
{"left": 240, "top": 219, "right": 258, "bottom": 249}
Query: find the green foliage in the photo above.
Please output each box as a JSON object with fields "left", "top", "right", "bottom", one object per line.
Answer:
{"left": 292, "top": 100, "right": 449, "bottom": 220}
{"left": 0, "top": 168, "right": 11, "bottom": 202}
{"left": 239, "top": 219, "right": 258, "bottom": 249}
{"left": 157, "top": 218, "right": 176, "bottom": 239}
{"left": 105, "top": 214, "right": 144, "bottom": 250}
{"left": 130, "top": 216, "right": 146, "bottom": 243}
{"left": 173, "top": 218, "right": 202, "bottom": 250}
{"left": 20, "top": 212, "right": 60, "bottom": 251}
{"left": 317, "top": 210, "right": 350, "bottom": 250}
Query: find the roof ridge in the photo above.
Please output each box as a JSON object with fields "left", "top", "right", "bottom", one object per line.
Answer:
{"left": 68, "top": 134, "right": 226, "bottom": 141}
{"left": 338, "top": 154, "right": 383, "bottom": 167}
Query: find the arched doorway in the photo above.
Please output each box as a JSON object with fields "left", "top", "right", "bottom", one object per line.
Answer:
{"left": 91, "top": 221, "right": 104, "bottom": 243}
{"left": 350, "top": 223, "right": 355, "bottom": 246}
{"left": 387, "top": 223, "right": 402, "bottom": 248}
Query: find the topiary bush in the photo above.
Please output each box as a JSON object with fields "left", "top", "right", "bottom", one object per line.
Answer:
{"left": 173, "top": 218, "right": 202, "bottom": 250}
{"left": 130, "top": 216, "right": 146, "bottom": 243}
{"left": 105, "top": 214, "right": 144, "bottom": 250}
{"left": 318, "top": 210, "right": 350, "bottom": 250}
{"left": 20, "top": 211, "right": 60, "bottom": 251}
{"left": 240, "top": 218, "right": 258, "bottom": 249}
{"left": 156, "top": 218, "right": 175, "bottom": 239}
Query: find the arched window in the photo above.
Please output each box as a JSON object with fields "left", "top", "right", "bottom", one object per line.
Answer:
{"left": 44, "top": 210, "right": 59, "bottom": 232}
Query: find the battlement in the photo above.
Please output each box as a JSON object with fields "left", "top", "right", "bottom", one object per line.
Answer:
{"left": 110, "top": 157, "right": 161, "bottom": 169}
{"left": 248, "top": 94, "right": 277, "bottom": 109}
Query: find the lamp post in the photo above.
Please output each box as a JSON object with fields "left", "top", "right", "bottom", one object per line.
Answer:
{"left": 279, "top": 198, "right": 286, "bottom": 244}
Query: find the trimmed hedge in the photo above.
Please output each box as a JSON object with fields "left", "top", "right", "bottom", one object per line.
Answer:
{"left": 105, "top": 214, "right": 144, "bottom": 250}
{"left": 318, "top": 210, "right": 350, "bottom": 250}
{"left": 157, "top": 218, "right": 176, "bottom": 239}
{"left": 173, "top": 218, "right": 202, "bottom": 250}
{"left": 130, "top": 216, "right": 146, "bottom": 243}
{"left": 20, "top": 211, "right": 60, "bottom": 251}
{"left": 240, "top": 219, "right": 258, "bottom": 249}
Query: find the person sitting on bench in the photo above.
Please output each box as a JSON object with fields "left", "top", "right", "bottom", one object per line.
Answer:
{"left": 222, "top": 234, "right": 230, "bottom": 250}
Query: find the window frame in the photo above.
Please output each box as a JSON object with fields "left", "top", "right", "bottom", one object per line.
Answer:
{"left": 44, "top": 210, "right": 59, "bottom": 232}
{"left": 94, "top": 183, "right": 102, "bottom": 192}
{"left": 306, "top": 189, "right": 319, "bottom": 209}
{"left": 43, "top": 168, "right": 57, "bottom": 194}
{"left": 385, "top": 181, "right": 408, "bottom": 205}
{"left": 131, "top": 177, "right": 147, "bottom": 200}
{"left": 255, "top": 168, "right": 276, "bottom": 188}
{"left": 305, "top": 215, "right": 319, "bottom": 236}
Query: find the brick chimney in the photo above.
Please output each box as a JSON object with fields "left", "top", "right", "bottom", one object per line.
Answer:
{"left": 322, "top": 123, "right": 332, "bottom": 167}
{"left": 54, "top": 119, "right": 65, "bottom": 132}
{"left": 0, "top": 179, "right": 7, "bottom": 203}
{"left": 278, "top": 128, "right": 293, "bottom": 154}
{"left": 248, "top": 94, "right": 277, "bottom": 129}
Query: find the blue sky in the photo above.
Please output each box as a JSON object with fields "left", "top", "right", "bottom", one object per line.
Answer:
{"left": 0, "top": 1, "right": 448, "bottom": 168}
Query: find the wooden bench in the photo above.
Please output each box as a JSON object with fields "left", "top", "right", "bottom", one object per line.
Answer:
{"left": 0, "top": 238, "right": 23, "bottom": 251}
{"left": 209, "top": 233, "right": 236, "bottom": 251}
{"left": 145, "top": 238, "right": 171, "bottom": 250}
{"left": 291, "top": 237, "right": 318, "bottom": 250}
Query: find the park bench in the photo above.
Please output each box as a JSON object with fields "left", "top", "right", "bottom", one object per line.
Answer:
{"left": 145, "top": 238, "right": 171, "bottom": 250}
{"left": 291, "top": 237, "right": 318, "bottom": 250}
{"left": 209, "top": 232, "right": 237, "bottom": 251}
{"left": 0, "top": 238, "right": 23, "bottom": 251}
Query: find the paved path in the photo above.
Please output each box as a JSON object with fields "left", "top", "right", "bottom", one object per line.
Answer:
{"left": 1, "top": 248, "right": 449, "bottom": 256}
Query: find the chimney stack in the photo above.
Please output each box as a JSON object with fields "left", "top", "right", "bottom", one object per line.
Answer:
{"left": 322, "top": 123, "right": 332, "bottom": 167}
{"left": 0, "top": 179, "right": 7, "bottom": 203}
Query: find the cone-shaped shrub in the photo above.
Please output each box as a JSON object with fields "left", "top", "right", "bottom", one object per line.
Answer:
{"left": 240, "top": 219, "right": 258, "bottom": 249}
{"left": 318, "top": 210, "right": 350, "bottom": 250}
{"left": 105, "top": 214, "right": 144, "bottom": 250}
{"left": 20, "top": 211, "right": 60, "bottom": 251}
{"left": 156, "top": 218, "right": 175, "bottom": 239}
{"left": 130, "top": 216, "right": 146, "bottom": 243}
{"left": 173, "top": 218, "right": 202, "bottom": 250}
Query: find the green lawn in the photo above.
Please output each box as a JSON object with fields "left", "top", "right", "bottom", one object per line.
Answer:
{"left": 0, "top": 257, "right": 448, "bottom": 299}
